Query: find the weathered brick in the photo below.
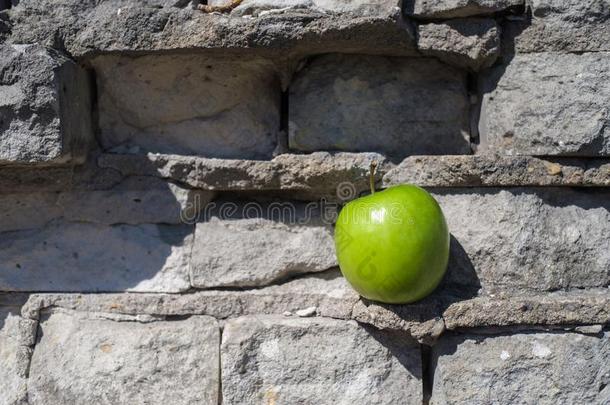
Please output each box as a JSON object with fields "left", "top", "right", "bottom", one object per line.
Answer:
{"left": 190, "top": 200, "right": 336, "bottom": 288}
{"left": 92, "top": 54, "right": 280, "bottom": 159}
{"left": 417, "top": 19, "right": 500, "bottom": 71}
{"left": 479, "top": 52, "right": 610, "bottom": 156}
{"left": 507, "top": 0, "right": 610, "bottom": 53}
{"left": 431, "top": 331, "right": 610, "bottom": 404}
{"left": 0, "top": 44, "right": 91, "bottom": 165}
{"left": 221, "top": 316, "right": 422, "bottom": 404}
{"left": 289, "top": 54, "right": 470, "bottom": 159}
{"left": 28, "top": 311, "right": 219, "bottom": 405}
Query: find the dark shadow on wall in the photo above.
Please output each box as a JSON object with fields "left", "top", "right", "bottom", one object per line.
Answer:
{"left": 0, "top": 293, "right": 30, "bottom": 334}
{"left": 363, "top": 323, "right": 424, "bottom": 379}
{"left": 0, "top": 166, "right": 195, "bottom": 293}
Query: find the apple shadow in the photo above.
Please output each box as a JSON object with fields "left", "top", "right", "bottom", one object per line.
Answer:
{"left": 437, "top": 234, "right": 481, "bottom": 300}
{"left": 362, "top": 323, "right": 424, "bottom": 381}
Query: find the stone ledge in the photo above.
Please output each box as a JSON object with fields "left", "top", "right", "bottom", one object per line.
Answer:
{"left": 98, "top": 152, "right": 390, "bottom": 200}
{"left": 18, "top": 270, "right": 358, "bottom": 321}
{"left": 7, "top": 2, "right": 417, "bottom": 58}
{"left": 384, "top": 155, "right": 610, "bottom": 187}
{"left": 443, "top": 290, "right": 610, "bottom": 330}
{"left": 14, "top": 276, "right": 610, "bottom": 344}
{"left": 98, "top": 153, "right": 610, "bottom": 195}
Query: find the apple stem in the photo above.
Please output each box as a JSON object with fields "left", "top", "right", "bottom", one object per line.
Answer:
{"left": 369, "top": 160, "right": 378, "bottom": 195}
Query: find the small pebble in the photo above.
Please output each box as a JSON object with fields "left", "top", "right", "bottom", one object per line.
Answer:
{"left": 282, "top": 311, "right": 292, "bottom": 317}
{"left": 295, "top": 306, "right": 317, "bottom": 317}
{"left": 546, "top": 162, "right": 562, "bottom": 176}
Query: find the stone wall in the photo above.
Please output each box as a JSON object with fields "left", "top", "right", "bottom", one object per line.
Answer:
{"left": 0, "top": 0, "right": 609, "bottom": 404}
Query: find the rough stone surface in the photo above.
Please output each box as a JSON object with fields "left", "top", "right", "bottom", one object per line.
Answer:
{"left": 98, "top": 152, "right": 390, "bottom": 200}
{"left": 15, "top": 284, "right": 610, "bottom": 343}
{"left": 417, "top": 19, "right": 500, "bottom": 71}
{"left": 507, "top": 0, "right": 610, "bottom": 53}
{"left": 479, "top": 53, "right": 610, "bottom": 156}
{"left": 431, "top": 331, "right": 610, "bottom": 404}
{"left": 220, "top": 0, "right": 401, "bottom": 17}
{"left": 405, "top": 0, "right": 523, "bottom": 18}
{"left": 0, "top": 177, "right": 212, "bottom": 232}
{"left": 352, "top": 298, "right": 447, "bottom": 345}
{"left": 443, "top": 289, "right": 610, "bottom": 330}
{"left": 221, "top": 316, "right": 422, "bottom": 404}
{"left": 6, "top": 1, "right": 417, "bottom": 58}
{"left": 0, "top": 303, "right": 37, "bottom": 405}
{"left": 28, "top": 310, "right": 219, "bottom": 405}
{"left": 383, "top": 155, "right": 610, "bottom": 187}
{"left": 190, "top": 201, "right": 336, "bottom": 288}
{"left": 289, "top": 54, "right": 470, "bottom": 159}
{"left": 436, "top": 187, "right": 610, "bottom": 293}
{"left": 20, "top": 270, "right": 358, "bottom": 322}
{"left": 0, "top": 44, "right": 91, "bottom": 165}
{"left": 92, "top": 53, "right": 280, "bottom": 159}
{"left": 0, "top": 221, "right": 193, "bottom": 292}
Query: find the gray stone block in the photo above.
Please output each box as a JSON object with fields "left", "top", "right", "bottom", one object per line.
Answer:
{"left": 0, "top": 44, "right": 92, "bottom": 165}
{"left": 92, "top": 53, "right": 280, "bottom": 159}
{"left": 221, "top": 316, "right": 422, "bottom": 404}
{"left": 507, "top": 0, "right": 610, "bottom": 53}
{"left": 289, "top": 54, "right": 470, "bottom": 159}
{"left": 0, "top": 304, "right": 37, "bottom": 405}
{"left": 417, "top": 19, "right": 500, "bottom": 71}
{"left": 437, "top": 188, "right": 610, "bottom": 293}
{"left": 431, "top": 331, "right": 610, "bottom": 404}
{"left": 404, "top": 0, "right": 523, "bottom": 18}
{"left": 479, "top": 52, "right": 610, "bottom": 156}
{"left": 0, "top": 222, "right": 193, "bottom": 292}
{"left": 190, "top": 201, "right": 336, "bottom": 288}
{"left": 28, "top": 311, "right": 219, "bottom": 405}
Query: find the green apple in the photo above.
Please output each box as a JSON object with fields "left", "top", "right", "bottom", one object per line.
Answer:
{"left": 334, "top": 166, "right": 449, "bottom": 304}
